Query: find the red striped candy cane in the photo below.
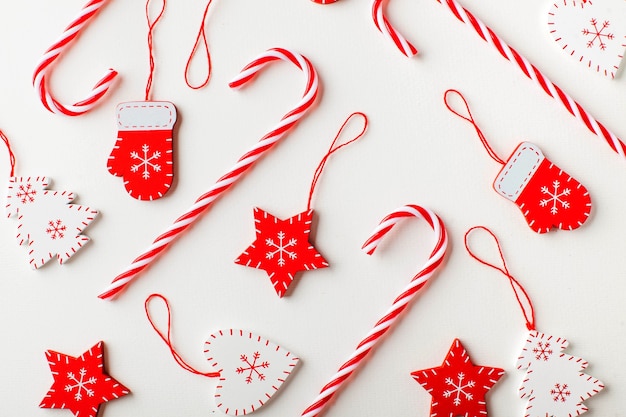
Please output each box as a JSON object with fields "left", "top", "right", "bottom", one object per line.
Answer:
{"left": 300, "top": 205, "right": 448, "bottom": 417}
{"left": 434, "top": 0, "right": 626, "bottom": 158}
{"left": 372, "top": 0, "right": 418, "bottom": 57}
{"left": 311, "top": 0, "right": 339, "bottom": 3}
{"left": 33, "top": 0, "right": 117, "bottom": 116}
{"left": 98, "top": 48, "right": 319, "bottom": 300}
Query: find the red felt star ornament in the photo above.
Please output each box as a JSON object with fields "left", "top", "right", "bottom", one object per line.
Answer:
{"left": 40, "top": 341, "right": 130, "bottom": 417}
{"left": 235, "top": 207, "right": 329, "bottom": 297}
{"left": 411, "top": 339, "right": 504, "bottom": 417}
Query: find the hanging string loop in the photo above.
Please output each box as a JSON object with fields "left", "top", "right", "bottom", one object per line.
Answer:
{"left": 464, "top": 226, "right": 536, "bottom": 331}
{"left": 0, "top": 130, "right": 16, "bottom": 178}
{"left": 145, "top": 294, "right": 221, "bottom": 378}
{"left": 145, "top": 0, "right": 167, "bottom": 100}
{"left": 185, "top": 0, "right": 214, "bottom": 89}
{"left": 307, "top": 112, "right": 368, "bottom": 210}
{"left": 443, "top": 89, "right": 505, "bottom": 165}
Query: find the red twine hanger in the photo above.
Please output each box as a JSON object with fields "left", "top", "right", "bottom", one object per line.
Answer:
{"left": 0, "top": 130, "right": 16, "bottom": 178}
{"left": 185, "top": 0, "right": 214, "bottom": 89}
{"left": 145, "top": 294, "right": 221, "bottom": 378}
{"left": 443, "top": 89, "right": 506, "bottom": 165}
{"left": 145, "top": 0, "right": 167, "bottom": 100}
{"left": 306, "top": 112, "right": 368, "bottom": 210}
{"left": 464, "top": 226, "right": 536, "bottom": 331}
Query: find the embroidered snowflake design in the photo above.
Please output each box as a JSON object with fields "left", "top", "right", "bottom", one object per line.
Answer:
{"left": 45, "top": 219, "right": 67, "bottom": 240}
{"left": 540, "top": 180, "right": 571, "bottom": 215}
{"left": 130, "top": 144, "right": 162, "bottom": 180}
{"left": 64, "top": 368, "right": 97, "bottom": 401}
{"left": 236, "top": 352, "right": 270, "bottom": 384}
{"left": 16, "top": 183, "right": 37, "bottom": 204}
{"left": 533, "top": 341, "right": 553, "bottom": 361}
{"left": 582, "top": 18, "right": 614, "bottom": 50}
{"left": 550, "top": 383, "right": 571, "bottom": 403}
{"left": 443, "top": 372, "right": 475, "bottom": 406}
{"left": 266, "top": 231, "right": 297, "bottom": 267}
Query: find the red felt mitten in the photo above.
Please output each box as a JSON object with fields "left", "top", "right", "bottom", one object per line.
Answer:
{"left": 493, "top": 142, "right": 591, "bottom": 233}
{"left": 108, "top": 101, "right": 177, "bottom": 201}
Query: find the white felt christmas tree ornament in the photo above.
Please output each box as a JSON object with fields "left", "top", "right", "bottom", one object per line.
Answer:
{"left": 6, "top": 177, "right": 98, "bottom": 269}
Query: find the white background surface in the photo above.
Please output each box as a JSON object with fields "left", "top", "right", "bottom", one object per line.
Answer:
{"left": 0, "top": 0, "right": 625, "bottom": 416}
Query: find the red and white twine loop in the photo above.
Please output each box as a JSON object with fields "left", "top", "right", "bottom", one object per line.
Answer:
{"left": 372, "top": 0, "right": 418, "bottom": 57}
{"left": 99, "top": 48, "right": 319, "bottom": 300}
{"left": 300, "top": 205, "right": 448, "bottom": 417}
{"left": 33, "top": 0, "right": 117, "bottom": 116}
{"left": 435, "top": 0, "right": 626, "bottom": 158}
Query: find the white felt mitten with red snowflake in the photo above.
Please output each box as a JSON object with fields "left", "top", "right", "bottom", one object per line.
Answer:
{"left": 6, "top": 176, "right": 98, "bottom": 268}
{"left": 494, "top": 142, "right": 591, "bottom": 233}
{"left": 516, "top": 330, "right": 604, "bottom": 417}
{"left": 107, "top": 101, "right": 176, "bottom": 200}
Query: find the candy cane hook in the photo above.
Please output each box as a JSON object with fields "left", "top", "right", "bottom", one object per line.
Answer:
{"left": 301, "top": 205, "right": 448, "bottom": 417}
{"left": 372, "top": 0, "right": 418, "bottom": 57}
{"left": 33, "top": 0, "right": 118, "bottom": 116}
{"left": 99, "top": 48, "right": 319, "bottom": 300}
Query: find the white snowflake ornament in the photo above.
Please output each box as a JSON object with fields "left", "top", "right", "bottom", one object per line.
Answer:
{"left": 204, "top": 329, "right": 299, "bottom": 415}
{"left": 547, "top": 0, "right": 626, "bottom": 78}
{"left": 6, "top": 176, "right": 98, "bottom": 269}
{"left": 516, "top": 330, "right": 604, "bottom": 417}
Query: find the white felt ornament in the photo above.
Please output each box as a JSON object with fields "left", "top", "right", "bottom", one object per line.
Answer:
{"left": 517, "top": 330, "right": 604, "bottom": 417}
{"left": 548, "top": 0, "right": 626, "bottom": 78}
{"left": 204, "top": 329, "right": 299, "bottom": 415}
{"left": 6, "top": 176, "right": 98, "bottom": 269}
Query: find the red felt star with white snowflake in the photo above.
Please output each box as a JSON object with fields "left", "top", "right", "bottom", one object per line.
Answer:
{"left": 411, "top": 339, "right": 504, "bottom": 417}
{"left": 40, "top": 341, "right": 130, "bottom": 417}
{"left": 235, "top": 208, "right": 328, "bottom": 297}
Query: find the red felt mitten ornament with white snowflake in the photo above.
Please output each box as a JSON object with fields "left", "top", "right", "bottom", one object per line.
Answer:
{"left": 1, "top": 132, "right": 97, "bottom": 268}
{"left": 446, "top": 90, "right": 591, "bottom": 233}
{"left": 40, "top": 341, "right": 130, "bottom": 417}
{"left": 547, "top": 0, "right": 626, "bottom": 78}
{"left": 145, "top": 295, "right": 299, "bottom": 415}
{"left": 411, "top": 339, "right": 504, "bottom": 416}
{"left": 108, "top": 102, "right": 176, "bottom": 200}
{"left": 235, "top": 112, "right": 368, "bottom": 297}
{"left": 107, "top": 0, "right": 177, "bottom": 200}
{"left": 465, "top": 226, "right": 605, "bottom": 416}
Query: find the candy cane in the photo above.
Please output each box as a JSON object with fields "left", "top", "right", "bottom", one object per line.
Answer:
{"left": 434, "top": 0, "right": 626, "bottom": 158}
{"left": 311, "top": 0, "right": 339, "bottom": 3}
{"left": 33, "top": 0, "right": 117, "bottom": 116}
{"left": 372, "top": 0, "right": 418, "bottom": 57}
{"left": 301, "top": 205, "right": 448, "bottom": 417}
{"left": 98, "top": 48, "right": 319, "bottom": 300}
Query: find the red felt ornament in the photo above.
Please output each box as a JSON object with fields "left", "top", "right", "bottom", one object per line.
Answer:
{"left": 445, "top": 89, "right": 591, "bottom": 233}
{"left": 1, "top": 131, "right": 98, "bottom": 269}
{"left": 465, "top": 226, "right": 605, "bottom": 416}
{"left": 235, "top": 112, "right": 368, "bottom": 297}
{"left": 40, "top": 341, "right": 130, "bottom": 417}
{"left": 411, "top": 339, "right": 504, "bottom": 416}
{"left": 107, "top": 0, "right": 177, "bottom": 201}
